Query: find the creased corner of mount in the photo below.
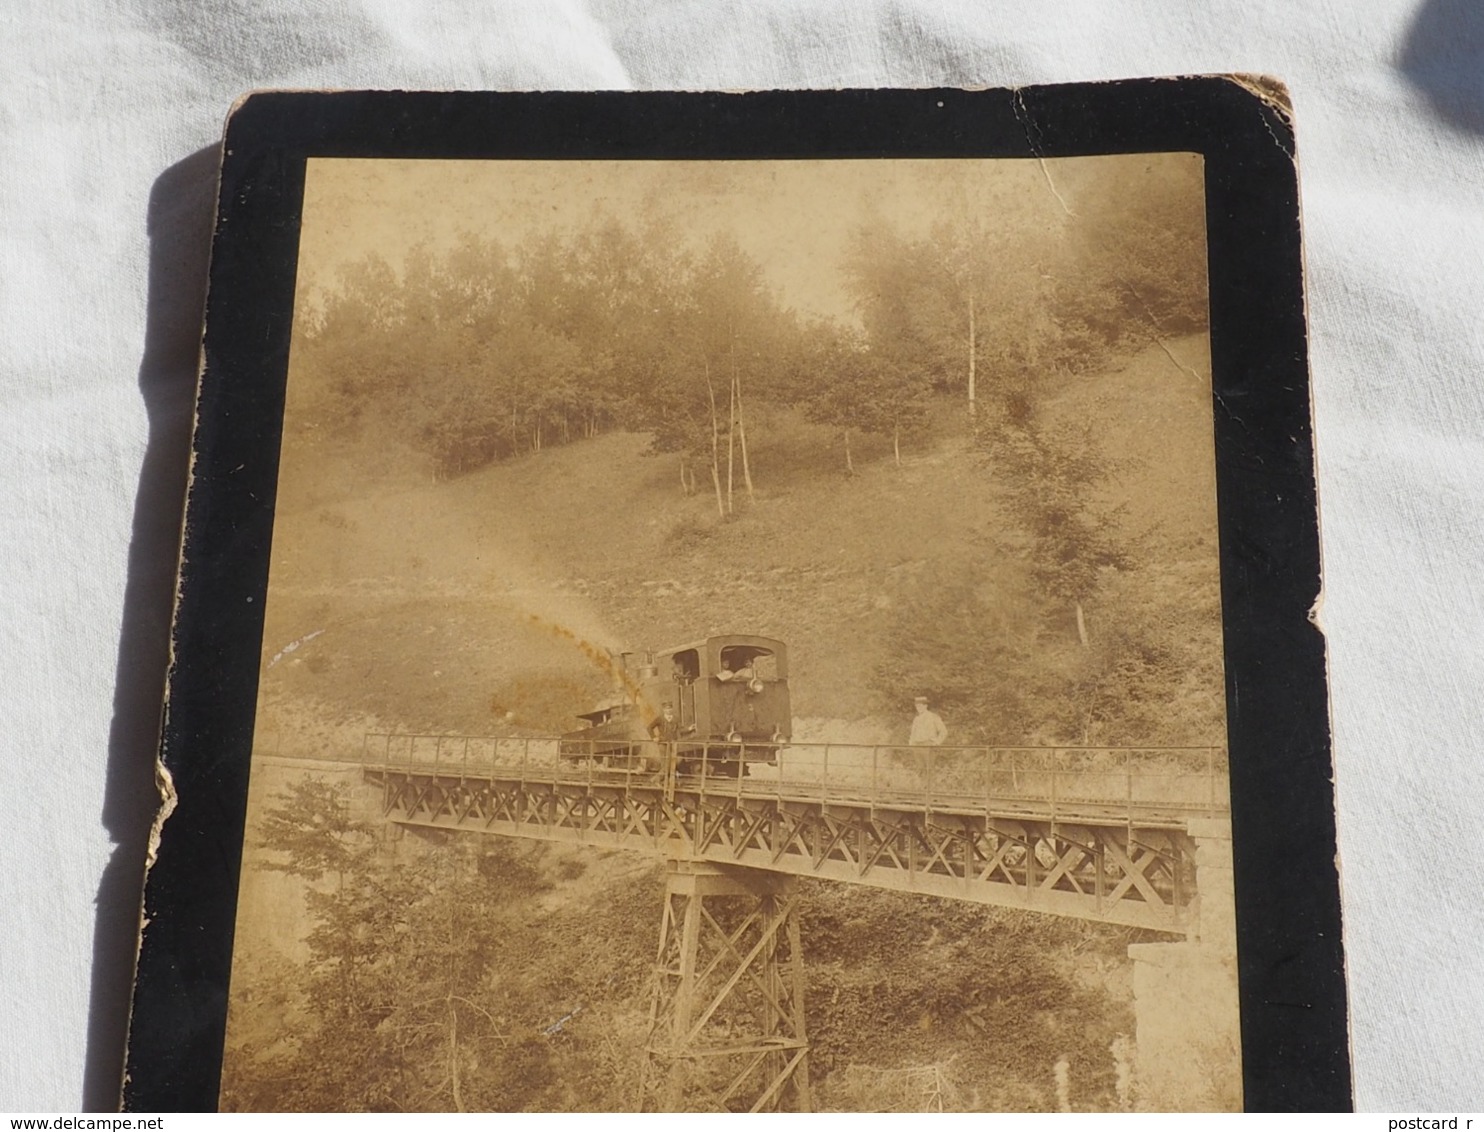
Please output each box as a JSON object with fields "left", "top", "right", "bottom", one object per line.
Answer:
{"left": 1226, "top": 74, "right": 1294, "bottom": 121}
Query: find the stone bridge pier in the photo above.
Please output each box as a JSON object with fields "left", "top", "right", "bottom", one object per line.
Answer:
{"left": 1127, "top": 818, "right": 1242, "bottom": 1111}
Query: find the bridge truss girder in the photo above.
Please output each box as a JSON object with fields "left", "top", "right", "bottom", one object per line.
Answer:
{"left": 370, "top": 770, "right": 1200, "bottom": 935}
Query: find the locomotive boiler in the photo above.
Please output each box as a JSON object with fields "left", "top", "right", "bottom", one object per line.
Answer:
{"left": 559, "top": 634, "right": 792, "bottom": 771}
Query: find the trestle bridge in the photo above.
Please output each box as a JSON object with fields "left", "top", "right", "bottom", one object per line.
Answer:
{"left": 360, "top": 734, "right": 1232, "bottom": 1112}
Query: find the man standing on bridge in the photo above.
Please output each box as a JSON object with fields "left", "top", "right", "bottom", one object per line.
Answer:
{"left": 909, "top": 695, "right": 948, "bottom": 746}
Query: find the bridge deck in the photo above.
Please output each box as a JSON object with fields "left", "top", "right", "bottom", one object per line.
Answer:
{"left": 364, "top": 735, "right": 1228, "bottom": 935}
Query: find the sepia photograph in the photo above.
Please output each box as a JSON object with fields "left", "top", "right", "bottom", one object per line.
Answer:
{"left": 218, "top": 152, "right": 1241, "bottom": 1112}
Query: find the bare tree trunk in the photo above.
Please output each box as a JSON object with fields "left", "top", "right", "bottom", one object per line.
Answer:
{"left": 704, "top": 360, "right": 725, "bottom": 519}
{"left": 736, "top": 369, "right": 755, "bottom": 502}
{"left": 726, "top": 369, "right": 736, "bottom": 514}
{"left": 844, "top": 427, "right": 854, "bottom": 475}
{"left": 1075, "top": 601, "right": 1088, "bottom": 647}
{"left": 679, "top": 454, "right": 689, "bottom": 495}
{"left": 448, "top": 999, "right": 465, "bottom": 1112}
{"left": 893, "top": 421, "right": 901, "bottom": 466}
{"left": 335, "top": 866, "right": 352, "bottom": 1022}
{"left": 967, "top": 291, "right": 977, "bottom": 420}
{"left": 709, "top": 463, "right": 724, "bottom": 518}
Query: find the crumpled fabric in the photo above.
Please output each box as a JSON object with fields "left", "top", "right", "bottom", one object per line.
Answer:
{"left": 3, "top": 0, "right": 1481, "bottom": 1112}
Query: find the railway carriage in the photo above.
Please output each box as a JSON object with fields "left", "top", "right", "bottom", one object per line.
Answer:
{"left": 559, "top": 633, "right": 791, "bottom": 772}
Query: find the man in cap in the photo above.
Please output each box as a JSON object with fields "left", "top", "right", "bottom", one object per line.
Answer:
{"left": 650, "top": 702, "right": 681, "bottom": 798}
{"left": 908, "top": 695, "right": 948, "bottom": 746}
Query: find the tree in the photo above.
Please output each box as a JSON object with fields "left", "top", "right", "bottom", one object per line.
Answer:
{"left": 801, "top": 883, "right": 1133, "bottom": 1112}
{"left": 687, "top": 235, "right": 774, "bottom": 512}
{"left": 254, "top": 776, "right": 372, "bottom": 882}
{"left": 929, "top": 217, "right": 997, "bottom": 421}
{"left": 629, "top": 235, "right": 796, "bottom": 516}
{"left": 986, "top": 410, "right": 1131, "bottom": 648}
{"left": 224, "top": 779, "right": 562, "bottom": 1112}
{"left": 843, "top": 225, "right": 961, "bottom": 400}
{"left": 799, "top": 323, "right": 929, "bottom": 473}
{"left": 1057, "top": 154, "right": 1209, "bottom": 347}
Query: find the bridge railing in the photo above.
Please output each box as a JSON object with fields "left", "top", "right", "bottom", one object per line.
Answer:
{"left": 753, "top": 743, "right": 1227, "bottom": 817}
{"left": 362, "top": 732, "right": 1229, "bottom": 820}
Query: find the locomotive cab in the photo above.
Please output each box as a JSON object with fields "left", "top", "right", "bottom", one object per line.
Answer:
{"left": 655, "top": 635, "right": 789, "bottom": 748}
{"left": 560, "top": 634, "right": 792, "bottom": 770}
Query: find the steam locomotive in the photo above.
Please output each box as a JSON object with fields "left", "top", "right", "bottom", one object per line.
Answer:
{"left": 559, "top": 634, "right": 791, "bottom": 772}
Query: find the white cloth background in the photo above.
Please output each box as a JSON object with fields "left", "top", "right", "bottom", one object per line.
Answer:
{"left": 2, "top": 0, "right": 1480, "bottom": 1113}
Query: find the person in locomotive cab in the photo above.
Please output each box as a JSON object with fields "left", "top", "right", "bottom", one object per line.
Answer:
{"left": 716, "top": 657, "right": 753, "bottom": 682}
{"left": 909, "top": 695, "right": 948, "bottom": 746}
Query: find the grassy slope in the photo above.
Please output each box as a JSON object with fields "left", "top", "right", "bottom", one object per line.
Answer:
{"left": 256, "top": 331, "right": 1219, "bottom": 752}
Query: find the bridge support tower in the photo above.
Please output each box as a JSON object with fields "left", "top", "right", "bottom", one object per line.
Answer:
{"left": 640, "top": 861, "right": 812, "bottom": 1113}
